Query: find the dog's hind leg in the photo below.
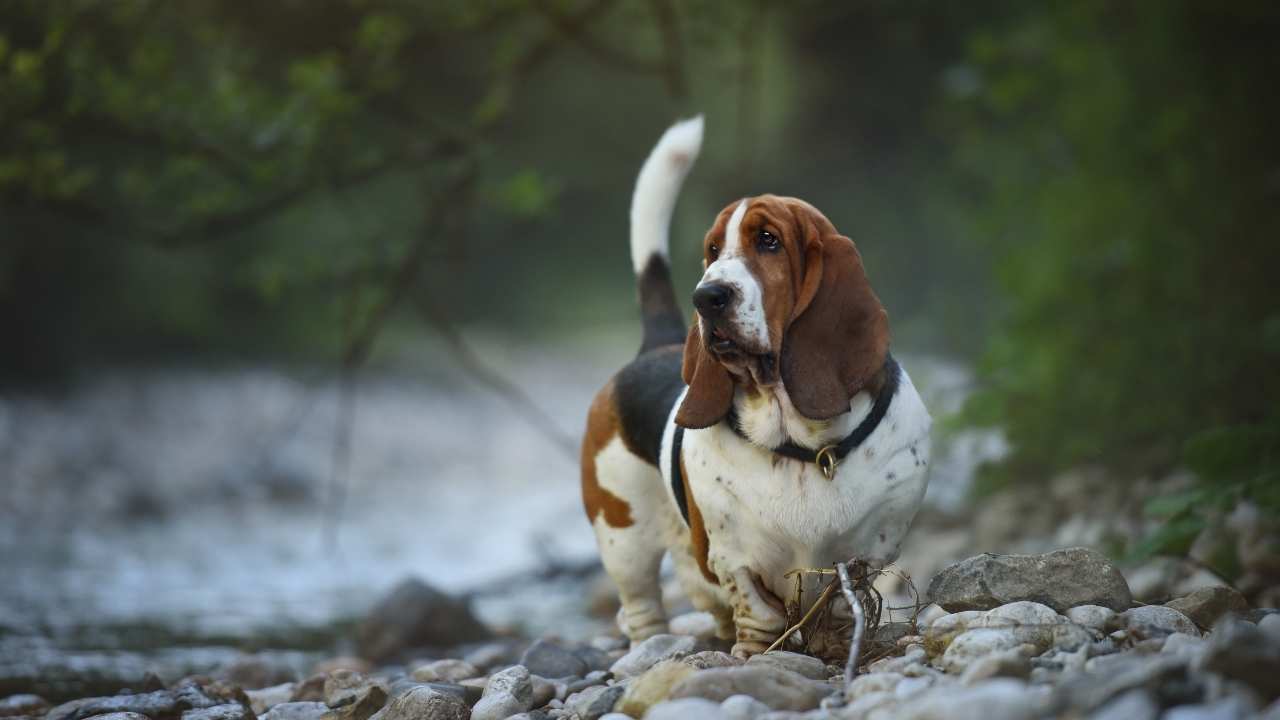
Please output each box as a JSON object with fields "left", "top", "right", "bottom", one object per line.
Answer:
{"left": 585, "top": 436, "right": 672, "bottom": 642}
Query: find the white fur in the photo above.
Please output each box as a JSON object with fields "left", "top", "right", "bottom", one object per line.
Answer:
{"left": 699, "top": 200, "right": 770, "bottom": 352}
{"left": 630, "top": 116, "right": 704, "bottom": 274}
{"left": 662, "top": 368, "right": 932, "bottom": 655}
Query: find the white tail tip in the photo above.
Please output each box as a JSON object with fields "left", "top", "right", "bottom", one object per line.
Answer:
{"left": 630, "top": 115, "right": 704, "bottom": 275}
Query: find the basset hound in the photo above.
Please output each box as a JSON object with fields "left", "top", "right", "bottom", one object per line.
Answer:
{"left": 581, "top": 117, "right": 931, "bottom": 657}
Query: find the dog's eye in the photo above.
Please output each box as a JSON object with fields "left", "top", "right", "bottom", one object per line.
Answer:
{"left": 757, "top": 230, "right": 780, "bottom": 252}
{"left": 708, "top": 244, "right": 719, "bottom": 260}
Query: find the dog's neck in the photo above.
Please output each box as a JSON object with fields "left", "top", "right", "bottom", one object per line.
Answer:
{"left": 731, "top": 367, "right": 887, "bottom": 450}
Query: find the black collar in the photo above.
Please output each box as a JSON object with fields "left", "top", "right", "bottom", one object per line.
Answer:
{"left": 724, "top": 355, "right": 900, "bottom": 479}
{"left": 670, "top": 355, "right": 900, "bottom": 527}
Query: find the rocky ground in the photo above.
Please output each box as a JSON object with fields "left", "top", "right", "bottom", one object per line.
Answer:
{"left": 5, "top": 546, "right": 1279, "bottom": 720}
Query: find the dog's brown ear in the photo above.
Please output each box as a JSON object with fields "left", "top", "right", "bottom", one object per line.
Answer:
{"left": 781, "top": 230, "right": 889, "bottom": 420}
{"left": 676, "top": 320, "right": 734, "bottom": 428}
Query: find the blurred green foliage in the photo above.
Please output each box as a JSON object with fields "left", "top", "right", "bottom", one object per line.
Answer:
{"left": 2, "top": 1, "right": 1278, "bottom": 550}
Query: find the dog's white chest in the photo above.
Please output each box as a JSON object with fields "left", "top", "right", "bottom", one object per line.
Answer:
{"left": 662, "top": 368, "right": 932, "bottom": 598}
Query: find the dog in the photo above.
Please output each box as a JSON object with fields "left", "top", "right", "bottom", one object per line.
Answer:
{"left": 581, "top": 117, "right": 931, "bottom": 657}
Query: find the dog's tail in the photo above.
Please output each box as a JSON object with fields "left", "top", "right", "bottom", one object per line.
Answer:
{"left": 631, "top": 115, "right": 703, "bottom": 355}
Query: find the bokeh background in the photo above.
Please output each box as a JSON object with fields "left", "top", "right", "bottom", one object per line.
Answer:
{"left": 2, "top": 0, "right": 1278, "bottom": 697}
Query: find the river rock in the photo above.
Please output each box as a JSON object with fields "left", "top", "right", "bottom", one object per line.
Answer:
{"left": 181, "top": 704, "right": 254, "bottom": 720}
{"left": 927, "top": 548, "right": 1132, "bottom": 613}
{"left": 745, "top": 652, "right": 828, "bottom": 681}
{"left": 1066, "top": 605, "right": 1118, "bottom": 633}
{"left": 617, "top": 660, "right": 696, "bottom": 717}
{"left": 719, "top": 694, "right": 771, "bottom": 719}
{"left": 246, "top": 684, "right": 295, "bottom": 714}
{"left": 940, "top": 629, "right": 1039, "bottom": 674}
{"left": 1165, "top": 586, "right": 1249, "bottom": 629}
{"left": 47, "top": 681, "right": 223, "bottom": 720}
{"left": 1121, "top": 606, "right": 1200, "bottom": 640}
{"left": 322, "top": 672, "right": 387, "bottom": 711}
{"left": 668, "top": 666, "right": 831, "bottom": 711}
{"left": 289, "top": 676, "right": 327, "bottom": 704}
{"left": 1202, "top": 616, "right": 1280, "bottom": 700}
{"left": 643, "top": 698, "right": 722, "bottom": 719}
{"left": 80, "top": 714, "right": 151, "bottom": 720}
{"left": 562, "top": 684, "right": 623, "bottom": 720}
{"left": 409, "top": 660, "right": 479, "bottom": 684}
{"left": 1, "top": 695, "right": 50, "bottom": 717}
{"left": 260, "top": 703, "right": 327, "bottom": 720}
{"left": 355, "top": 578, "right": 492, "bottom": 662}
{"left": 366, "top": 686, "right": 467, "bottom": 720}
{"left": 520, "top": 639, "right": 588, "bottom": 679}
{"left": 959, "top": 647, "right": 1033, "bottom": 685}
{"left": 872, "top": 678, "right": 1047, "bottom": 720}
{"left": 470, "top": 665, "right": 534, "bottom": 720}
{"left": 609, "top": 634, "right": 700, "bottom": 678}
{"left": 1086, "top": 689, "right": 1159, "bottom": 720}
{"left": 682, "top": 651, "right": 743, "bottom": 670}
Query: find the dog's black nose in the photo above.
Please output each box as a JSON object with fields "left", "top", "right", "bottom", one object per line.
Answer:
{"left": 692, "top": 282, "right": 733, "bottom": 317}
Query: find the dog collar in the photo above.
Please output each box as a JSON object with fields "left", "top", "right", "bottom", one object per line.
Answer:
{"left": 724, "top": 354, "right": 900, "bottom": 480}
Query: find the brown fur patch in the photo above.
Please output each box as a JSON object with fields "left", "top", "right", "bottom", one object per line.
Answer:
{"left": 680, "top": 451, "right": 718, "bottom": 584}
{"left": 580, "top": 379, "right": 635, "bottom": 528}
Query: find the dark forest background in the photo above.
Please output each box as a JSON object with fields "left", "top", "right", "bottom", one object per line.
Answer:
{"left": 2, "top": 0, "right": 1278, "bottom": 572}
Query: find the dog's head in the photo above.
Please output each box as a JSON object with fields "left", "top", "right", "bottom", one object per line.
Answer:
{"left": 675, "top": 195, "right": 888, "bottom": 428}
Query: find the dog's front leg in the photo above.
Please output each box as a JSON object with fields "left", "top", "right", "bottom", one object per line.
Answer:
{"left": 723, "top": 566, "right": 788, "bottom": 658}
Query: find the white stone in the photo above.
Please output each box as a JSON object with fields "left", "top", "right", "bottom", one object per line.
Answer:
{"left": 1121, "top": 605, "right": 1200, "bottom": 639}
{"left": 940, "top": 629, "right": 1034, "bottom": 674}
{"left": 1066, "top": 605, "right": 1118, "bottom": 632}
{"left": 644, "top": 697, "right": 723, "bottom": 719}
{"left": 978, "top": 602, "right": 1062, "bottom": 629}
{"left": 846, "top": 672, "right": 904, "bottom": 700}
{"left": 610, "top": 634, "right": 700, "bottom": 678}
{"left": 719, "top": 693, "right": 772, "bottom": 719}
{"left": 930, "top": 611, "right": 985, "bottom": 634}
{"left": 866, "top": 678, "right": 1047, "bottom": 720}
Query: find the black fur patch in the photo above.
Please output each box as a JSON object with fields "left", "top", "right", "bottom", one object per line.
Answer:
{"left": 638, "top": 255, "right": 686, "bottom": 354}
{"left": 612, "top": 344, "right": 685, "bottom": 466}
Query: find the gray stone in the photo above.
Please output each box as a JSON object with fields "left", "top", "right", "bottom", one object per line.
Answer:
{"left": 1165, "top": 586, "right": 1249, "bottom": 629}
{"left": 246, "top": 684, "right": 296, "bottom": 714}
{"left": 609, "top": 634, "right": 701, "bottom": 678}
{"left": 617, "top": 660, "right": 697, "bottom": 717}
{"left": 683, "top": 651, "right": 744, "bottom": 670}
{"left": 875, "top": 679, "right": 1046, "bottom": 720}
{"left": 80, "top": 715, "right": 150, "bottom": 720}
{"left": 669, "top": 666, "right": 831, "bottom": 711}
{"left": 720, "top": 694, "right": 772, "bottom": 719}
{"left": 260, "top": 703, "right": 327, "bottom": 720}
{"left": 562, "top": 685, "right": 623, "bottom": 720}
{"left": 470, "top": 665, "right": 534, "bottom": 720}
{"left": 409, "top": 659, "right": 479, "bottom": 684}
{"left": 927, "top": 547, "right": 1132, "bottom": 613}
{"left": 1120, "top": 606, "right": 1200, "bottom": 640}
{"left": 1083, "top": 689, "right": 1158, "bottom": 720}
{"left": 1066, "top": 605, "right": 1118, "bottom": 633}
{"left": 323, "top": 671, "right": 386, "bottom": 709}
{"left": 746, "top": 652, "right": 828, "bottom": 681}
{"left": 181, "top": 705, "right": 253, "bottom": 720}
{"left": 1203, "top": 616, "right": 1280, "bottom": 700}
{"left": 1, "top": 695, "right": 50, "bottom": 718}
{"left": 572, "top": 647, "right": 614, "bottom": 674}
{"left": 958, "top": 648, "right": 1032, "bottom": 685}
{"left": 644, "top": 698, "right": 723, "bottom": 719}
{"left": 1163, "top": 697, "right": 1257, "bottom": 720}
{"left": 367, "top": 686, "right": 468, "bottom": 720}
{"left": 1049, "top": 655, "right": 1188, "bottom": 714}
{"left": 521, "top": 640, "right": 589, "bottom": 679}
{"left": 48, "top": 682, "right": 223, "bottom": 720}
{"left": 355, "top": 577, "right": 492, "bottom": 662}
{"left": 940, "top": 629, "right": 1038, "bottom": 674}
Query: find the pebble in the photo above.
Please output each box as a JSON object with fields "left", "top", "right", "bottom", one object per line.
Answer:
{"left": 1202, "top": 616, "right": 1280, "bottom": 699}
{"left": 866, "top": 678, "right": 1047, "bottom": 720}
{"left": 720, "top": 694, "right": 772, "bottom": 719}
{"left": 409, "top": 659, "right": 479, "bottom": 684}
{"left": 940, "top": 629, "right": 1039, "bottom": 673}
{"left": 217, "top": 654, "right": 299, "bottom": 690}
{"left": 644, "top": 697, "right": 723, "bottom": 719}
{"left": 1164, "top": 586, "right": 1249, "bottom": 629}
{"left": 562, "top": 684, "right": 624, "bottom": 720}
{"left": 260, "top": 702, "right": 328, "bottom": 720}
{"left": 182, "top": 705, "right": 255, "bottom": 720}
{"left": 355, "top": 577, "right": 492, "bottom": 662}
{"left": 1066, "top": 605, "right": 1118, "bottom": 632}
{"left": 520, "top": 640, "right": 589, "bottom": 679}
{"left": 470, "top": 665, "right": 534, "bottom": 720}
{"left": 1, "top": 695, "right": 50, "bottom": 717}
{"left": 927, "top": 547, "right": 1133, "bottom": 613}
{"left": 846, "top": 672, "right": 904, "bottom": 700}
{"left": 246, "top": 684, "right": 296, "bottom": 714}
{"left": 617, "top": 659, "right": 696, "bottom": 717}
{"left": 609, "top": 634, "right": 700, "bottom": 678}
{"left": 1121, "top": 605, "right": 1200, "bottom": 640}
{"left": 668, "top": 666, "right": 831, "bottom": 711}
{"left": 367, "top": 686, "right": 468, "bottom": 720}
{"left": 958, "top": 648, "right": 1032, "bottom": 685}
{"left": 746, "top": 652, "right": 829, "bottom": 681}
{"left": 1089, "top": 689, "right": 1159, "bottom": 720}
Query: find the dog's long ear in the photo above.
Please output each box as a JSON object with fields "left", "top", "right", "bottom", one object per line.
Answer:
{"left": 675, "top": 320, "right": 734, "bottom": 428}
{"left": 780, "top": 226, "right": 889, "bottom": 421}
